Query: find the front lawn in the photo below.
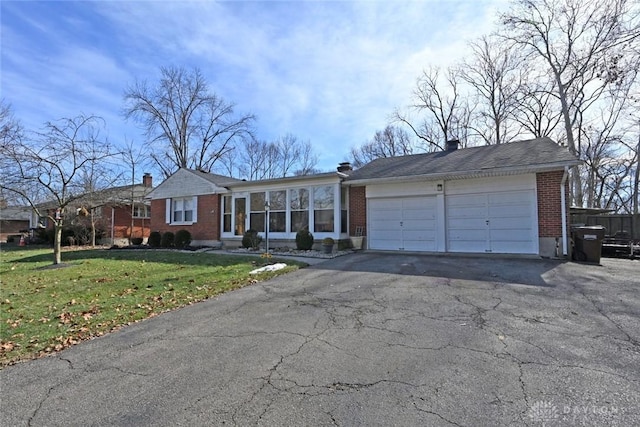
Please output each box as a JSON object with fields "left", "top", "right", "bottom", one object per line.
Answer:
{"left": 0, "top": 246, "right": 303, "bottom": 366}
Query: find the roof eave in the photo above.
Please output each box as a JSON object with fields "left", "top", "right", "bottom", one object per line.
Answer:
{"left": 226, "top": 172, "right": 340, "bottom": 188}
{"left": 345, "top": 160, "right": 581, "bottom": 186}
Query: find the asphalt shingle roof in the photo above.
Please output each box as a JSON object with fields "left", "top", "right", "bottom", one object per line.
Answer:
{"left": 187, "top": 169, "right": 244, "bottom": 187}
{"left": 346, "top": 137, "right": 580, "bottom": 181}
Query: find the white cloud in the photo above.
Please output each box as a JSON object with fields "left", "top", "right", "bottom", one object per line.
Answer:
{"left": 2, "top": 0, "right": 511, "bottom": 171}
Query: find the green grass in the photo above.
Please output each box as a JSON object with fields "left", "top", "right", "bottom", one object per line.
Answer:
{"left": 0, "top": 246, "right": 303, "bottom": 366}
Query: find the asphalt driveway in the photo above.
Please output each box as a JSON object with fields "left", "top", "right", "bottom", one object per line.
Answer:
{"left": 1, "top": 253, "right": 639, "bottom": 426}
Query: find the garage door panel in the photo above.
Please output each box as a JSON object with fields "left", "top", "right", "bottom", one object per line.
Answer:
{"left": 448, "top": 218, "right": 486, "bottom": 229}
{"left": 490, "top": 240, "right": 531, "bottom": 253}
{"left": 488, "top": 205, "right": 531, "bottom": 218}
{"left": 369, "top": 196, "right": 437, "bottom": 251}
{"left": 403, "top": 209, "right": 436, "bottom": 220}
{"left": 447, "top": 193, "right": 485, "bottom": 206}
{"left": 489, "top": 191, "right": 531, "bottom": 204}
{"left": 371, "top": 218, "right": 400, "bottom": 230}
{"left": 448, "top": 206, "right": 486, "bottom": 219}
{"left": 403, "top": 219, "right": 437, "bottom": 230}
{"left": 449, "top": 228, "right": 486, "bottom": 241}
{"left": 490, "top": 229, "right": 532, "bottom": 241}
{"left": 370, "top": 209, "right": 401, "bottom": 221}
{"left": 448, "top": 239, "right": 487, "bottom": 253}
{"left": 405, "top": 228, "right": 436, "bottom": 240}
{"left": 490, "top": 217, "right": 533, "bottom": 230}
{"left": 446, "top": 188, "right": 537, "bottom": 254}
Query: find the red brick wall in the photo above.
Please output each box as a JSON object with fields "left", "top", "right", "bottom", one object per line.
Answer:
{"left": 537, "top": 171, "right": 569, "bottom": 237}
{"left": 110, "top": 205, "right": 150, "bottom": 239}
{"left": 150, "top": 194, "right": 221, "bottom": 241}
{"left": 349, "top": 186, "right": 366, "bottom": 236}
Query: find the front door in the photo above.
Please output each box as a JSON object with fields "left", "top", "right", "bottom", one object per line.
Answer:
{"left": 234, "top": 198, "right": 246, "bottom": 236}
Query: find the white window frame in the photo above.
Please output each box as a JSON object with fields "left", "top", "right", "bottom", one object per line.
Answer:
{"left": 165, "top": 197, "right": 198, "bottom": 225}
{"left": 132, "top": 204, "right": 150, "bottom": 219}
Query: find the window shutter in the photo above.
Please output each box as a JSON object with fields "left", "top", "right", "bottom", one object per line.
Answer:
{"left": 165, "top": 199, "right": 171, "bottom": 224}
{"left": 192, "top": 196, "right": 198, "bottom": 223}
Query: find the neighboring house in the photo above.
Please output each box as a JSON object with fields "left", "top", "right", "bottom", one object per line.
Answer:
{"left": 0, "top": 206, "right": 31, "bottom": 242}
{"left": 148, "top": 137, "right": 580, "bottom": 258}
{"left": 34, "top": 174, "right": 154, "bottom": 246}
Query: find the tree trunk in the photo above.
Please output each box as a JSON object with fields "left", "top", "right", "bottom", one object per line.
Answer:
{"left": 90, "top": 209, "right": 96, "bottom": 247}
{"left": 53, "top": 224, "right": 62, "bottom": 265}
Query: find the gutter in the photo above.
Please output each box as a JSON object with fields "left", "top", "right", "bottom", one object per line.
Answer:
{"left": 561, "top": 166, "right": 569, "bottom": 256}
{"left": 111, "top": 207, "right": 115, "bottom": 245}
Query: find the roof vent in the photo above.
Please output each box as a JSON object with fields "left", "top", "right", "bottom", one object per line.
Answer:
{"left": 446, "top": 139, "right": 459, "bottom": 151}
{"left": 337, "top": 162, "right": 353, "bottom": 173}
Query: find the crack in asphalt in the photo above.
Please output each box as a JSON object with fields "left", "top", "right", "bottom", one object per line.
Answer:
{"left": 573, "top": 285, "right": 640, "bottom": 349}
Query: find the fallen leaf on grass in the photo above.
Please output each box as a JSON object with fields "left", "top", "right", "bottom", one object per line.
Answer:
{"left": 1, "top": 341, "right": 18, "bottom": 352}
{"left": 59, "top": 312, "right": 74, "bottom": 324}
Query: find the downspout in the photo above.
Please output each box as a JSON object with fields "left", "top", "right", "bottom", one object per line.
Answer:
{"left": 561, "top": 166, "right": 569, "bottom": 256}
{"left": 111, "top": 207, "right": 115, "bottom": 245}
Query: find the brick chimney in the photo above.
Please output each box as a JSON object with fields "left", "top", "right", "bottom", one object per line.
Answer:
{"left": 446, "top": 139, "right": 459, "bottom": 151}
{"left": 142, "top": 173, "right": 152, "bottom": 187}
{"left": 337, "top": 162, "right": 353, "bottom": 173}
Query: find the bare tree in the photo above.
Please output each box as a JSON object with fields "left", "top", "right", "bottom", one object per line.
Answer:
{"left": 123, "top": 66, "right": 255, "bottom": 177}
{"left": 122, "top": 140, "right": 153, "bottom": 244}
{"left": 512, "top": 77, "right": 563, "bottom": 139}
{"left": 0, "top": 99, "right": 22, "bottom": 149}
{"left": 0, "top": 115, "right": 115, "bottom": 264}
{"left": 350, "top": 125, "right": 414, "bottom": 168}
{"left": 75, "top": 156, "right": 122, "bottom": 246}
{"left": 293, "top": 139, "right": 321, "bottom": 176}
{"left": 500, "top": 0, "right": 640, "bottom": 205}
{"left": 395, "top": 66, "right": 473, "bottom": 151}
{"left": 221, "top": 134, "right": 319, "bottom": 180}
{"left": 460, "top": 36, "right": 525, "bottom": 145}
{"left": 0, "top": 100, "right": 24, "bottom": 206}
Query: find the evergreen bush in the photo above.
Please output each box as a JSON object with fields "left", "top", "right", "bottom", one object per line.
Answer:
{"left": 242, "top": 229, "right": 262, "bottom": 249}
{"left": 175, "top": 229, "right": 192, "bottom": 248}
{"left": 161, "top": 231, "right": 175, "bottom": 248}
{"left": 148, "top": 231, "right": 162, "bottom": 248}
{"left": 295, "top": 228, "right": 314, "bottom": 250}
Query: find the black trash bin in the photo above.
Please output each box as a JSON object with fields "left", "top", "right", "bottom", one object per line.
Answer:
{"left": 572, "top": 226, "right": 606, "bottom": 263}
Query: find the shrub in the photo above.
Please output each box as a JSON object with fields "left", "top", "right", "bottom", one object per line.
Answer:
{"left": 130, "top": 237, "right": 144, "bottom": 245}
{"left": 148, "top": 231, "right": 162, "bottom": 248}
{"left": 322, "top": 237, "right": 335, "bottom": 246}
{"left": 242, "top": 229, "right": 262, "bottom": 250}
{"left": 161, "top": 231, "right": 175, "bottom": 248}
{"left": 295, "top": 228, "right": 314, "bottom": 250}
{"left": 175, "top": 229, "right": 192, "bottom": 249}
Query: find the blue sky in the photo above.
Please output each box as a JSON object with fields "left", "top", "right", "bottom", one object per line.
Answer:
{"left": 1, "top": 0, "right": 507, "bottom": 175}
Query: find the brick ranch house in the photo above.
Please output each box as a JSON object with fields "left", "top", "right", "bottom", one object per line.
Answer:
{"left": 0, "top": 206, "right": 31, "bottom": 243}
{"left": 33, "top": 174, "right": 154, "bottom": 246}
{"left": 148, "top": 137, "right": 580, "bottom": 258}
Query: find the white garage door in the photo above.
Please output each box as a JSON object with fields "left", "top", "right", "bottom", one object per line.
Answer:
{"left": 369, "top": 197, "right": 437, "bottom": 251}
{"left": 446, "top": 190, "right": 537, "bottom": 254}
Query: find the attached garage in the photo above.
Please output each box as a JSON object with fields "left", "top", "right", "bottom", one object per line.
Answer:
{"left": 369, "top": 196, "right": 437, "bottom": 251}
